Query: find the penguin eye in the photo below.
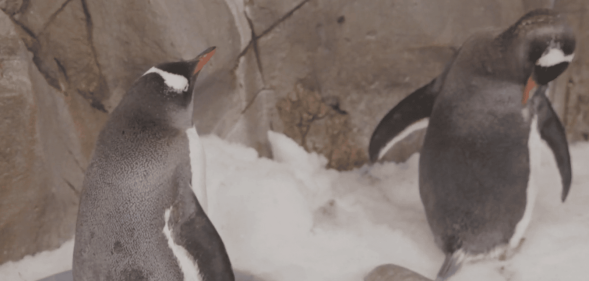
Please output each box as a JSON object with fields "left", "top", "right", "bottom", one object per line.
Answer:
{"left": 561, "top": 40, "right": 576, "bottom": 56}
{"left": 528, "top": 43, "right": 545, "bottom": 63}
{"left": 529, "top": 44, "right": 544, "bottom": 63}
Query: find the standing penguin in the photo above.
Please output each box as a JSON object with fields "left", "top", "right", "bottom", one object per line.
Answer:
{"left": 73, "top": 47, "right": 234, "bottom": 281}
{"left": 369, "top": 9, "right": 574, "bottom": 280}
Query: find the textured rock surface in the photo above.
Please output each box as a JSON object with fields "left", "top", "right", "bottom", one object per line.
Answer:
{"left": 0, "top": 0, "right": 588, "bottom": 263}
{"left": 551, "top": 1, "right": 589, "bottom": 141}
{"left": 0, "top": 9, "right": 83, "bottom": 263}
{"left": 365, "top": 264, "right": 431, "bottom": 281}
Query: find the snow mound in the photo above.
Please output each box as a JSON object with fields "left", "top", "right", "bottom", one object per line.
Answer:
{"left": 2, "top": 132, "right": 589, "bottom": 281}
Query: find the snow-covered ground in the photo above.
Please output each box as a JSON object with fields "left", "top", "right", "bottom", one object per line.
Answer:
{"left": 1, "top": 131, "right": 588, "bottom": 281}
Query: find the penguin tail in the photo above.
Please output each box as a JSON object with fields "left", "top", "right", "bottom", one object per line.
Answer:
{"left": 435, "top": 250, "right": 465, "bottom": 281}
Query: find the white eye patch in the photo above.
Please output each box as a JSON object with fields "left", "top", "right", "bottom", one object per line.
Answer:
{"left": 537, "top": 48, "right": 574, "bottom": 67}
{"left": 143, "top": 67, "right": 189, "bottom": 93}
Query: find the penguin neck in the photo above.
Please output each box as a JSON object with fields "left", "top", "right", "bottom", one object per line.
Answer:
{"left": 484, "top": 35, "right": 533, "bottom": 85}
{"left": 119, "top": 82, "right": 195, "bottom": 132}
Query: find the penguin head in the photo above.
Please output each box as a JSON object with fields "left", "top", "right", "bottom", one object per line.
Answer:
{"left": 498, "top": 9, "right": 575, "bottom": 104}
{"left": 132, "top": 46, "right": 216, "bottom": 130}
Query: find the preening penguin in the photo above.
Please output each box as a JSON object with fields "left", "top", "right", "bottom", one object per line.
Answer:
{"left": 368, "top": 9, "right": 574, "bottom": 280}
{"left": 73, "top": 47, "right": 235, "bottom": 281}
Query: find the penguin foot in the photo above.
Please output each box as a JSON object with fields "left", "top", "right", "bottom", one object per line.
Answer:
{"left": 500, "top": 238, "right": 526, "bottom": 261}
{"left": 435, "top": 250, "right": 465, "bottom": 281}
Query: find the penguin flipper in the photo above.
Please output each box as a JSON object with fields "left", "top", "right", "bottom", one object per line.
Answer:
{"left": 169, "top": 183, "right": 235, "bottom": 281}
{"left": 534, "top": 89, "right": 572, "bottom": 202}
{"left": 368, "top": 76, "right": 443, "bottom": 162}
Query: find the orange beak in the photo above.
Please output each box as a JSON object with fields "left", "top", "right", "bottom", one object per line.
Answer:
{"left": 522, "top": 76, "right": 536, "bottom": 105}
{"left": 193, "top": 47, "right": 216, "bottom": 75}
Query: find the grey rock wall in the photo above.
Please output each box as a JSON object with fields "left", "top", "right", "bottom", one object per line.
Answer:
{"left": 552, "top": 1, "right": 589, "bottom": 141}
{"left": 0, "top": 0, "right": 587, "bottom": 263}
{"left": 0, "top": 7, "right": 83, "bottom": 263}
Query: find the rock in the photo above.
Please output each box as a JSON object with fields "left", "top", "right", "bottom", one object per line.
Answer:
{"left": 12, "top": 0, "right": 68, "bottom": 35}
{"left": 0, "top": 0, "right": 22, "bottom": 16}
{"left": 551, "top": 1, "right": 589, "bottom": 141}
{"left": 245, "top": 0, "right": 307, "bottom": 35}
{"left": 275, "top": 81, "right": 367, "bottom": 169}
{"left": 365, "top": 264, "right": 431, "bottom": 281}
{"left": 0, "top": 8, "right": 85, "bottom": 264}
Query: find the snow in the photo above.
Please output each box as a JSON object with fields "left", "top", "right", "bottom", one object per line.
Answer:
{"left": 0, "top": 240, "right": 73, "bottom": 281}
{"left": 1, "top": 131, "right": 589, "bottom": 281}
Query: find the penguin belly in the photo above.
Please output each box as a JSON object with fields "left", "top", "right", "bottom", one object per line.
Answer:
{"left": 419, "top": 112, "right": 533, "bottom": 258}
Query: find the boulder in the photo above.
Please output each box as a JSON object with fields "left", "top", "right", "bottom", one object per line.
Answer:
{"left": 0, "top": 8, "right": 85, "bottom": 264}
{"left": 365, "top": 264, "right": 431, "bottom": 281}
{"left": 551, "top": 1, "right": 589, "bottom": 141}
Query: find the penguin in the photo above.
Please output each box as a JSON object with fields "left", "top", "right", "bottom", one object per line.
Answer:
{"left": 73, "top": 47, "right": 235, "bottom": 281}
{"left": 368, "top": 9, "right": 574, "bottom": 280}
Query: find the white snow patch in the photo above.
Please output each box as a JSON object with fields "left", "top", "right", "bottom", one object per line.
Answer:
{"left": 0, "top": 239, "right": 73, "bottom": 281}
{"left": 187, "top": 126, "right": 208, "bottom": 212}
{"left": 3, "top": 133, "right": 589, "bottom": 281}
{"left": 378, "top": 118, "right": 429, "bottom": 160}
{"left": 163, "top": 208, "right": 202, "bottom": 281}
{"left": 143, "top": 67, "right": 189, "bottom": 93}
{"left": 537, "top": 48, "right": 574, "bottom": 67}
{"left": 268, "top": 130, "right": 328, "bottom": 172}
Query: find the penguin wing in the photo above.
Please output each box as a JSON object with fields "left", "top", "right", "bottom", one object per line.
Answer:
{"left": 368, "top": 67, "right": 449, "bottom": 162}
{"left": 535, "top": 88, "right": 572, "bottom": 202}
{"left": 169, "top": 182, "right": 234, "bottom": 281}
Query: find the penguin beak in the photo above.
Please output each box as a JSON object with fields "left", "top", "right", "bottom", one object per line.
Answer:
{"left": 522, "top": 76, "right": 536, "bottom": 105}
{"left": 192, "top": 46, "right": 216, "bottom": 76}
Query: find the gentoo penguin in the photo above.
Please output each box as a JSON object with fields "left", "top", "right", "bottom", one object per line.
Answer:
{"left": 73, "top": 47, "right": 234, "bottom": 281}
{"left": 368, "top": 9, "right": 574, "bottom": 280}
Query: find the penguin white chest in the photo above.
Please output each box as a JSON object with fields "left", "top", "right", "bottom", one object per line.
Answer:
{"left": 163, "top": 208, "right": 203, "bottom": 281}
{"left": 509, "top": 115, "right": 541, "bottom": 248}
{"left": 186, "top": 127, "right": 207, "bottom": 212}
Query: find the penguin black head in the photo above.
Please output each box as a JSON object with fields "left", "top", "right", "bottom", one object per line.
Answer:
{"left": 498, "top": 9, "right": 575, "bottom": 104}
{"left": 152, "top": 46, "right": 217, "bottom": 95}
{"left": 126, "top": 46, "right": 216, "bottom": 130}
